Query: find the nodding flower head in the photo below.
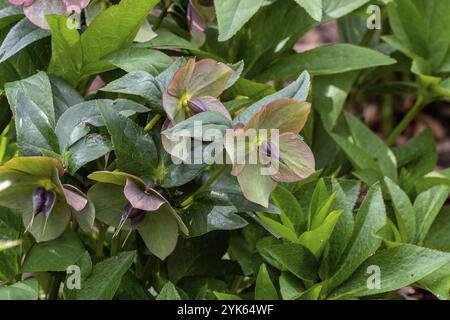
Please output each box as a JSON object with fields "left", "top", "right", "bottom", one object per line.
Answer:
{"left": 114, "top": 178, "right": 166, "bottom": 238}
{"left": 225, "top": 99, "right": 316, "bottom": 207}
{"left": 163, "top": 58, "right": 233, "bottom": 124}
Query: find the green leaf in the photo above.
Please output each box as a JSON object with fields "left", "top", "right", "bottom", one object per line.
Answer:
{"left": 294, "top": 0, "right": 322, "bottom": 21}
{"left": 259, "top": 44, "right": 396, "bottom": 81}
{"left": 97, "top": 102, "right": 158, "bottom": 182}
{"left": 0, "top": 278, "right": 38, "bottom": 300}
{"left": 384, "top": 177, "right": 416, "bottom": 243}
{"left": 106, "top": 47, "right": 172, "bottom": 76}
{"left": 234, "top": 71, "right": 310, "bottom": 125}
{"left": 65, "top": 134, "right": 111, "bottom": 174}
{"left": 330, "top": 244, "right": 450, "bottom": 299}
{"left": 215, "top": 0, "right": 265, "bottom": 41}
{"left": 325, "top": 183, "right": 386, "bottom": 292}
{"left": 214, "top": 292, "right": 242, "bottom": 300}
{"left": 137, "top": 205, "right": 179, "bottom": 260}
{"left": 418, "top": 262, "right": 450, "bottom": 300}
{"left": 298, "top": 210, "right": 342, "bottom": 259}
{"left": 0, "top": 5, "right": 23, "bottom": 29}
{"left": 386, "top": 0, "right": 450, "bottom": 73}
{"left": 47, "top": 15, "right": 82, "bottom": 87}
{"left": 156, "top": 282, "right": 182, "bottom": 300}
{"left": 323, "top": 0, "right": 371, "bottom": 19}
{"left": 0, "top": 207, "right": 21, "bottom": 282}
{"left": 425, "top": 207, "right": 450, "bottom": 252}
{"left": 168, "top": 232, "right": 230, "bottom": 283}
{"left": 255, "top": 264, "right": 278, "bottom": 300}
{"left": 0, "top": 18, "right": 49, "bottom": 63}
{"left": 256, "top": 212, "right": 298, "bottom": 243}
{"left": 319, "top": 179, "right": 359, "bottom": 278}
{"left": 5, "top": 71, "right": 59, "bottom": 155}
{"left": 22, "top": 229, "right": 85, "bottom": 272}
{"left": 73, "top": 251, "right": 135, "bottom": 300}
{"left": 163, "top": 111, "right": 232, "bottom": 140}
{"left": 313, "top": 71, "right": 359, "bottom": 130}
{"left": 279, "top": 272, "right": 304, "bottom": 300}
{"left": 80, "top": 0, "right": 159, "bottom": 75}
{"left": 265, "top": 243, "right": 318, "bottom": 281}
{"left": 271, "top": 185, "right": 306, "bottom": 234}
{"left": 183, "top": 202, "right": 248, "bottom": 237}
{"left": 414, "top": 184, "right": 450, "bottom": 245}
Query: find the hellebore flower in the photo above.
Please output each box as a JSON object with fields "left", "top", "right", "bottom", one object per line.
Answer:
{"left": 88, "top": 171, "right": 188, "bottom": 260}
{"left": 9, "top": 0, "right": 91, "bottom": 29}
{"left": 163, "top": 58, "right": 233, "bottom": 124}
{"left": 224, "top": 99, "right": 316, "bottom": 207}
{"left": 0, "top": 157, "right": 92, "bottom": 242}
{"left": 187, "top": 0, "right": 215, "bottom": 33}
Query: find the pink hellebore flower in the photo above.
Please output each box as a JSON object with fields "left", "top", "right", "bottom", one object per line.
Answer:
{"left": 225, "top": 99, "right": 316, "bottom": 207}
{"left": 9, "top": 0, "right": 91, "bottom": 29}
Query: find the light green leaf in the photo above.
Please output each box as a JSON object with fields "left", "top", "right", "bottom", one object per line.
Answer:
{"left": 74, "top": 251, "right": 135, "bottom": 300}
{"left": 255, "top": 264, "right": 278, "bottom": 300}
{"left": 215, "top": 0, "right": 265, "bottom": 41}
{"left": 294, "top": 0, "right": 322, "bottom": 21}
{"left": 271, "top": 185, "right": 305, "bottom": 234}
{"left": 156, "top": 282, "right": 182, "bottom": 300}
{"left": 384, "top": 177, "right": 416, "bottom": 243}
{"left": 298, "top": 210, "right": 342, "bottom": 259}
{"left": 265, "top": 243, "right": 318, "bottom": 281}
{"left": 325, "top": 183, "right": 386, "bottom": 292}
{"left": 0, "top": 278, "right": 38, "bottom": 300}
{"left": 106, "top": 47, "right": 172, "bottom": 76}
{"left": 330, "top": 244, "right": 450, "bottom": 299}
{"left": 414, "top": 184, "right": 450, "bottom": 245}
{"left": 0, "top": 207, "right": 21, "bottom": 282}
{"left": 259, "top": 44, "right": 396, "bottom": 81}
{"left": 47, "top": 15, "right": 82, "bottom": 86}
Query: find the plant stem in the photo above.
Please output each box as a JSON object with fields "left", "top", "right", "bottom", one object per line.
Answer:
{"left": 180, "top": 165, "right": 226, "bottom": 208}
{"left": 47, "top": 274, "right": 62, "bottom": 300}
{"left": 386, "top": 96, "right": 425, "bottom": 146}
{"left": 154, "top": 0, "right": 172, "bottom": 30}
{"left": 96, "top": 224, "right": 106, "bottom": 258}
{"left": 144, "top": 114, "right": 162, "bottom": 132}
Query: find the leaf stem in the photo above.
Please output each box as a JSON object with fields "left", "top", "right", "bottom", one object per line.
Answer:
{"left": 386, "top": 96, "right": 426, "bottom": 146}
{"left": 96, "top": 224, "right": 106, "bottom": 257}
{"left": 144, "top": 114, "right": 162, "bottom": 132}
{"left": 180, "top": 165, "right": 226, "bottom": 208}
{"left": 154, "top": 0, "right": 173, "bottom": 30}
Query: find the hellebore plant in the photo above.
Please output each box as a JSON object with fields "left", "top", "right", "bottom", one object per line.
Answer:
{"left": 1, "top": 0, "right": 450, "bottom": 302}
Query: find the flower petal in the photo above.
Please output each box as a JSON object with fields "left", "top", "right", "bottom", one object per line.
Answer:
{"left": 272, "top": 132, "right": 315, "bottom": 182}
{"left": 236, "top": 164, "right": 277, "bottom": 208}
{"left": 124, "top": 178, "right": 166, "bottom": 211}
{"left": 189, "top": 96, "right": 231, "bottom": 120}
{"left": 245, "top": 99, "right": 311, "bottom": 134}
{"left": 187, "top": 59, "right": 234, "bottom": 97}
{"left": 62, "top": 184, "right": 88, "bottom": 212}
{"left": 23, "top": 0, "right": 66, "bottom": 29}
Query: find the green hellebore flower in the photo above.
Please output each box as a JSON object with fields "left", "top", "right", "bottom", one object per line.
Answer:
{"left": 0, "top": 157, "right": 91, "bottom": 242}
{"left": 225, "top": 99, "right": 316, "bottom": 207}
{"left": 88, "top": 171, "right": 188, "bottom": 260}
